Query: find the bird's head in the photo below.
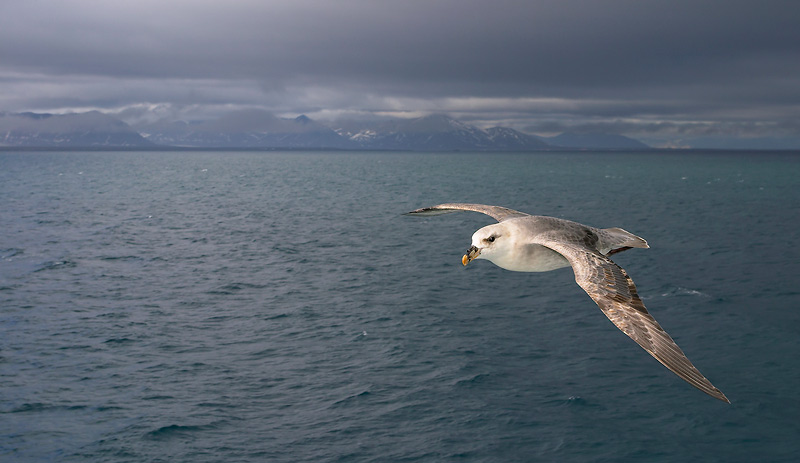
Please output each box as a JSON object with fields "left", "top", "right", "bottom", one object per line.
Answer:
{"left": 462, "top": 223, "right": 511, "bottom": 266}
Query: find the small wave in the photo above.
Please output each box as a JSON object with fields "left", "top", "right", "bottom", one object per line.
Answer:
{"left": 207, "top": 285, "right": 241, "bottom": 295}
{"left": 659, "top": 286, "right": 710, "bottom": 298}
{"left": 143, "top": 423, "right": 215, "bottom": 441}
{"left": 207, "top": 282, "right": 265, "bottom": 295}
{"left": 142, "top": 395, "right": 175, "bottom": 401}
{"left": 33, "top": 260, "right": 77, "bottom": 272}
{"left": 57, "top": 344, "right": 94, "bottom": 351}
{"left": 454, "top": 373, "right": 493, "bottom": 388}
{"left": 4, "top": 403, "right": 88, "bottom": 414}
{"left": 5, "top": 402, "right": 50, "bottom": 413}
{"left": 104, "top": 337, "right": 134, "bottom": 345}
{"left": 1, "top": 248, "right": 23, "bottom": 260}
{"left": 330, "top": 390, "right": 372, "bottom": 408}
{"left": 99, "top": 255, "right": 143, "bottom": 262}
{"left": 564, "top": 396, "right": 588, "bottom": 406}
{"left": 543, "top": 396, "right": 596, "bottom": 408}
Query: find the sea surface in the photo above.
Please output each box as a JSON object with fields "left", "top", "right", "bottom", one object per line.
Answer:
{"left": 1, "top": 150, "right": 799, "bottom": 462}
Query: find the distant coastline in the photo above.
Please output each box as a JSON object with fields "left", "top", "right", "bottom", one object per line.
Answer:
{"left": 3, "top": 146, "right": 799, "bottom": 154}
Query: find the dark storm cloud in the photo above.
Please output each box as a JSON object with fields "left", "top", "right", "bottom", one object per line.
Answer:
{"left": 1, "top": 0, "right": 798, "bottom": 143}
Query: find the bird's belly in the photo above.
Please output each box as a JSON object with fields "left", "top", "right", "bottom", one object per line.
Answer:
{"left": 492, "top": 244, "right": 570, "bottom": 272}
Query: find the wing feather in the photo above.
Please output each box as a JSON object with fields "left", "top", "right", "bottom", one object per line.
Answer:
{"left": 538, "top": 239, "right": 730, "bottom": 403}
{"left": 406, "top": 203, "right": 529, "bottom": 222}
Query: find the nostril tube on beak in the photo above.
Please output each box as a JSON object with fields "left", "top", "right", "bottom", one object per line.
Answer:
{"left": 462, "top": 245, "right": 480, "bottom": 266}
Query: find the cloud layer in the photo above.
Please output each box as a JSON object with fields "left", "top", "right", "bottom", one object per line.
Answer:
{"left": 2, "top": 0, "right": 799, "bottom": 145}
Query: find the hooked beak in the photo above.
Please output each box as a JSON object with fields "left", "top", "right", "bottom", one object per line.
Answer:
{"left": 462, "top": 245, "right": 481, "bottom": 266}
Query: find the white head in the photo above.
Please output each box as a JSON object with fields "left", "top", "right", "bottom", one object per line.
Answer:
{"left": 462, "top": 223, "right": 513, "bottom": 266}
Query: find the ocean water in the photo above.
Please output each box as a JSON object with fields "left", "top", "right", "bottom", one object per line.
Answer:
{"left": 1, "top": 150, "right": 799, "bottom": 462}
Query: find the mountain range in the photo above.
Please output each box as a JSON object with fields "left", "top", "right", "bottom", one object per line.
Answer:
{"left": 0, "top": 110, "right": 651, "bottom": 151}
{"left": 0, "top": 111, "right": 153, "bottom": 148}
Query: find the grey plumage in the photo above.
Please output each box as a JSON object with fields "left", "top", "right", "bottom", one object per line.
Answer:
{"left": 407, "top": 203, "right": 729, "bottom": 403}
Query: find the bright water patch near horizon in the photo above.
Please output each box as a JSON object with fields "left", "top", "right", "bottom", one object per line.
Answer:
{"left": 1, "top": 150, "right": 799, "bottom": 462}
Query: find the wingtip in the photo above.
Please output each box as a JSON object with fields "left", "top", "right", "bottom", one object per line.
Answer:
{"left": 404, "top": 208, "right": 427, "bottom": 216}
{"left": 715, "top": 390, "right": 731, "bottom": 404}
{"left": 404, "top": 206, "right": 457, "bottom": 217}
{"left": 691, "top": 378, "right": 730, "bottom": 403}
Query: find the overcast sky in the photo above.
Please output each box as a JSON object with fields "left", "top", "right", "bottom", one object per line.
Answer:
{"left": 1, "top": 0, "right": 798, "bottom": 144}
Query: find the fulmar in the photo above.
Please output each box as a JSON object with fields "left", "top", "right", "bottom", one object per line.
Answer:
{"left": 407, "top": 203, "right": 729, "bottom": 403}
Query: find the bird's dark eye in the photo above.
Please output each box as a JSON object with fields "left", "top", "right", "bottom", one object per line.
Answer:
{"left": 486, "top": 235, "right": 496, "bottom": 243}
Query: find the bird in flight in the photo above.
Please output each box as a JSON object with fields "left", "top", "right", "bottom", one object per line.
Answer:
{"left": 407, "top": 203, "right": 729, "bottom": 403}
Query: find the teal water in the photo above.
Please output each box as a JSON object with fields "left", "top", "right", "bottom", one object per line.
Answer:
{"left": 1, "top": 150, "right": 799, "bottom": 462}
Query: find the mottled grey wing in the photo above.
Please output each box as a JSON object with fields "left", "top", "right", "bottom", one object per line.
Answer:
{"left": 405, "top": 203, "right": 529, "bottom": 222}
{"left": 538, "top": 239, "right": 730, "bottom": 403}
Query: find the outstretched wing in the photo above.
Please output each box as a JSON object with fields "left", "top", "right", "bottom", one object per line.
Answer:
{"left": 538, "top": 238, "right": 730, "bottom": 403}
{"left": 406, "top": 203, "right": 529, "bottom": 222}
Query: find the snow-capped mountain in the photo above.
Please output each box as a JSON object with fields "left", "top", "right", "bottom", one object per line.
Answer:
{"left": 336, "top": 114, "right": 551, "bottom": 151}
{"left": 136, "top": 110, "right": 351, "bottom": 149}
{"left": 485, "top": 127, "right": 550, "bottom": 150}
{"left": 345, "top": 115, "right": 493, "bottom": 150}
